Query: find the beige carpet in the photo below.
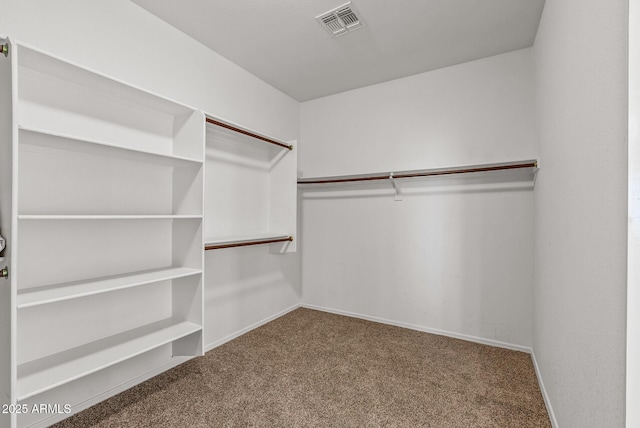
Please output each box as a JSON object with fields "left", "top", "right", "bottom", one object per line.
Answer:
{"left": 54, "top": 308, "right": 550, "bottom": 427}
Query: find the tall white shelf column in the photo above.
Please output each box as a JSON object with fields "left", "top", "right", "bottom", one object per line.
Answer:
{"left": 1, "top": 40, "right": 205, "bottom": 428}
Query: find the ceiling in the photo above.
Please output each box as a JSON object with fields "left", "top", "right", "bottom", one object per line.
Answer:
{"left": 132, "top": 0, "right": 546, "bottom": 102}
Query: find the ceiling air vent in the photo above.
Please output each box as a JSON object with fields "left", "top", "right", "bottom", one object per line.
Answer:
{"left": 317, "top": 2, "right": 365, "bottom": 37}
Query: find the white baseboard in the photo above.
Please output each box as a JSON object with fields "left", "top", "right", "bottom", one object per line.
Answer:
{"left": 300, "top": 303, "right": 532, "bottom": 353}
{"left": 204, "top": 303, "right": 301, "bottom": 352}
{"left": 530, "top": 350, "right": 559, "bottom": 428}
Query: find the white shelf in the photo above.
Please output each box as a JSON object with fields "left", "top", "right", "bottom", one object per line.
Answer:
{"left": 19, "top": 126, "right": 203, "bottom": 166}
{"left": 18, "top": 43, "right": 205, "bottom": 161}
{"left": 17, "top": 267, "right": 202, "bottom": 309}
{"left": 18, "top": 127, "right": 204, "bottom": 216}
{"left": 17, "top": 215, "right": 203, "bottom": 220}
{"left": 18, "top": 43, "right": 196, "bottom": 118}
{"left": 17, "top": 318, "right": 201, "bottom": 401}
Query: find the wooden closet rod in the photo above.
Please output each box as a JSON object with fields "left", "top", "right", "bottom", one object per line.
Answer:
{"left": 205, "top": 236, "right": 293, "bottom": 251}
{"left": 297, "top": 161, "right": 538, "bottom": 185}
{"left": 206, "top": 117, "right": 293, "bottom": 151}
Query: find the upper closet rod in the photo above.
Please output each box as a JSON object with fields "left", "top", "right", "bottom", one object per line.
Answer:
{"left": 206, "top": 117, "right": 293, "bottom": 151}
{"left": 205, "top": 236, "right": 293, "bottom": 251}
{"left": 297, "top": 160, "right": 538, "bottom": 184}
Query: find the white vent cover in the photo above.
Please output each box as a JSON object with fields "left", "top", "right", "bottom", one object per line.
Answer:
{"left": 317, "top": 2, "right": 365, "bottom": 37}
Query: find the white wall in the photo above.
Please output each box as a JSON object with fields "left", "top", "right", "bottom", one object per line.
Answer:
{"left": 0, "top": 0, "right": 300, "bottom": 364}
{"left": 300, "top": 49, "right": 537, "bottom": 348}
{"left": 533, "top": 0, "right": 628, "bottom": 426}
{"left": 629, "top": 1, "right": 640, "bottom": 425}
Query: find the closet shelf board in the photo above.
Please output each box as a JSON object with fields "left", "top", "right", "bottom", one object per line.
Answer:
{"left": 19, "top": 43, "right": 198, "bottom": 117}
{"left": 17, "top": 215, "right": 203, "bottom": 220}
{"left": 19, "top": 126, "right": 204, "bottom": 166}
{"left": 16, "top": 318, "right": 201, "bottom": 401}
{"left": 17, "top": 267, "right": 203, "bottom": 309}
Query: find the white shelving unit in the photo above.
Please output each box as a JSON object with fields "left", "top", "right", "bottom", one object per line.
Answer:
{"left": 2, "top": 41, "right": 205, "bottom": 428}
{"left": 204, "top": 116, "right": 297, "bottom": 252}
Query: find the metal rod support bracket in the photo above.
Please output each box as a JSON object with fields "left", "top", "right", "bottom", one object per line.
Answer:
{"left": 533, "top": 161, "right": 540, "bottom": 187}
{"left": 390, "top": 173, "right": 402, "bottom": 201}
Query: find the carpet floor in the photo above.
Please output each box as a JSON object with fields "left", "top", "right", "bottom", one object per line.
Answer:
{"left": 53, "top": 308, "right": 551, "bottom": 427}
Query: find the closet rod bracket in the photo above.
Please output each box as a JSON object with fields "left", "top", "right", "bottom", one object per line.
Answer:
{"left": 0, "top": 266, "right": 8, "bottom": 280}
{"left": 390, "top": 173, "right": 402, "bottom": 201}
{"left": 1, "top": 43, "right": 8, "bottom": 57}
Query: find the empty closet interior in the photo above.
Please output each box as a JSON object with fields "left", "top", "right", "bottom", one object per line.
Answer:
{"left": 0, "top": 0, "right": 629, "bottom": 427}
